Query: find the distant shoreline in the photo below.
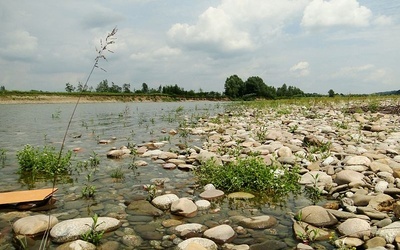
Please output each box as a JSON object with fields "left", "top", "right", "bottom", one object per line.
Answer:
{"left": 0, "top": 94, "right": 226, "bottom": 104}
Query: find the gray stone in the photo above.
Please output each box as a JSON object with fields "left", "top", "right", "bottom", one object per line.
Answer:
{"left": 122, "top": 235, "right": 143, "bottom": 248}
{"left": 337, "top": 218, "right": 371, "bottom": 238}
{"left": 151, "top": 194, "right": 179, "bottom": 210}
{"left": 335, "top": 170, "right": 365, "bottom": 185}
{"left": 56, "top": 240, "right": 96, "bottom": 250}
{"left": 13, "top": 214, "right": 58, "bottom": 236}
{"left": 171, "top": 198, "right": 198, "bottom": 217}
{"left": 377, "top": 221, "right": 400, "bottom": 243}
{"left": 199, "top": 189, "right": 225, "bottom": 200}
{"left": 127, "top": 200, "right": 163, "bottom": 216}
{"left": 346, "top": 155, "right": 371, "bottom": 166}
{"left": 50, "top": 217, "right": 121, "bottom": 243}
{"left": 177, "top": 237, "right": 218, "bottom": 250}
{"left": 204, "top": 224, "right": 236, "bottom": 244}
{"left": 239, "top": 215, "right": 277, "bottom": 229}
{"left": 297, "top": 206, "right": 338, "bottom": 227}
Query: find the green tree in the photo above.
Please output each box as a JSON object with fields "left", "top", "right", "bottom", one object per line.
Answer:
{"left": 96, "top": 79, "right": 109, "bottom": 92}
{"left": 328, "top": 89, "right": 335, "bottom": 97}
{"left": 65, "top": 83, "right": 75, "bottom": 93}
{"left": 244, "top": 76, "right": 266, "bottom": 97}
{"left": 122, "top": 83, "right": 131, "bottom": 93}
{"left": 109, "top": 82, "right": 122, "bottom": 93}
{"left": 141, "top": 83, "right": 149, "bottom": 93}
{"left": 224, "top": 75, "right": 244, "bottom": 98}
{"left": 0, "top": 86, "right": 5, "bottom": 92}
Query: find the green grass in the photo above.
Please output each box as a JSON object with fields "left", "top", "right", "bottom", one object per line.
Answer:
{"left": 194, "top": 156, "right": 301, "bottom": 203}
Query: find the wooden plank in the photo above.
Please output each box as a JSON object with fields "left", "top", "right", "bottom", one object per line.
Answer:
{"left": 0, "top": 188, "right": 58, "bottom": 205}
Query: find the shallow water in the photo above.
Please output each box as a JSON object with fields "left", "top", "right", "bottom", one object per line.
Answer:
{"left": 0, "top": 101, "right": 327, "bottom": 249}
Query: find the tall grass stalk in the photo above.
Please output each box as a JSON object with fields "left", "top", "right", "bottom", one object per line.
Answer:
{"left": 39, "top": 27, "right": 117, "bottom": 250}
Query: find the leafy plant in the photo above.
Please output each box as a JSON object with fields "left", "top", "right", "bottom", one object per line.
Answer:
{"left": 0, "top": 148, "right": 6, "bottom": 167}
{"left": 82, "top": 172, "right": 96, "bottom": 198}
{"left": 296, "top": 225, "right": 320, "bottom": 244}
{"left": 110, "top": 167, "right": 125, "bottom": 181}
{"left": 144, "top": 184, "right": 158, "bottom": 201}
{"left": 51, "top": 108, "right": 61, "bottom": 119}
{"left": 80, "top": 214, "right": 104, "bottom": 246}
{"left": 194, "top": 156, "right": 301, "bottom": 203}
{"left": 304, "top": 173, "right": 323, "bottom": 205}
{"left": 17, "top": 144, "right": 72, "bottom": 178}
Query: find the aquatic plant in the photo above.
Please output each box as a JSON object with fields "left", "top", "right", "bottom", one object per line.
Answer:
{"left": 17, "top": 145, "right": 72, "bottom": 178}
{"left": 80, "top": 213, "right": 104, "bottom": 246}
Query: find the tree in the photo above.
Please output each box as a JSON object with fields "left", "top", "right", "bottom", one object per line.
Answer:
{"left": 141, "top": 83, "right": 149, "bottom": 93}
{"left": 76, "top": 82, "right": 86, "bottom": 92}
{"left": 96, "top": 79, "right": 109, "bottom": 92}
{"left": 328, "top": 89, "right": 335, "bottom": 97}
{"left": 0, "top": 86, "right": 5, "bottom": 92}
{"left": 244, "top": 76, "right": 266, "bottom": 97}
{"left": 224, "top": 75, "right": 244, "bottom": 98}
{"left": 122, "top": 83, "right": 131, "bottom": 93}
{"left": 65, "top": 83, "right": 75, "bottom": 93}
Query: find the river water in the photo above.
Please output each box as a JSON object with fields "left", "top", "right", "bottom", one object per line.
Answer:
{"left": 0, "top": 101, "right": 319, "bottom": 249}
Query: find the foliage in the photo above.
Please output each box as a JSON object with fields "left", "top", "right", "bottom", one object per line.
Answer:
{"left": 328, "top": 89, "right": 335, "bottom": 97}
{"left": 224, "top": 74, "right": 304, "bottom": 100}
{"left": 304, "top": 173, "right": 323, "bottom": 205}
{"left": 17, "top": 144, "right": 72, "bottom": 178}
{"left": 224, "top": 74, "right": 244, "bottom": 98}
{"left": 110, "top": 167, "right": 125, "bottom": 181}
{"left": 80, "top": 214, "right": 104, "bottom": 246}
{"left": 82, "top": 172, "right": 96, "bottom": 198}
{"left": 0, "top": 148, "right": 6, "bottom": 167}
{"left": 194, "top": 156, "right": 301, "bottom": 202}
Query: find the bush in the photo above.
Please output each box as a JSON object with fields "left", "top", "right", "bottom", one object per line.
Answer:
{"left": 195, "top": 156, "right": 301, "bottom": 202}
{"left": 17, "top": 144, "right": 72, "bottom": 178}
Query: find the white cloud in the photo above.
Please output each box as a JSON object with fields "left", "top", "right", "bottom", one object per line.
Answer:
{"left": 167, "top": 0, "right": 309, "bottom": 55}
{"left": 0, "top": 30, "right": 38, "bottom": 61}
{"left": 301, "top": 0, "right": 372, "bottom": 28}
{"left": 373, "top": 15, "right": 393, "bottom": 26}
{"left": 290, "top": 61, "right": 310, "bottom": 77}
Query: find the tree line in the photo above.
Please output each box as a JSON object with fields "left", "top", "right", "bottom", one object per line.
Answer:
{"left": 65, "top": 80, "right": 223, "bottom": 99}
{"left": 224, "top": 75, "right": 305, "bottom": 99}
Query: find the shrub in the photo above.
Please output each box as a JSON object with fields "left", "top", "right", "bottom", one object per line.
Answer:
{"left": 17, "top": 144, "right": 72, "bottom": 178}
{"left": 194, "top": 156, "right": 301, "bottom": 202}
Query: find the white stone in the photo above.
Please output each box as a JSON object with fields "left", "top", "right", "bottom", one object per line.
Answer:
{"left": 152, "top": 194, "right": 179, "bottom": 210}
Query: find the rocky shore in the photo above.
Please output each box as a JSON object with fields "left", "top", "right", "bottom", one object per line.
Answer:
{"left": 4, "top": 99, "right": 400, "bottom": 249}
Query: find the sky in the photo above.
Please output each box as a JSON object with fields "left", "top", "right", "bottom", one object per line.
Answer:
{"left": 0, "top": 0, "right": 399, "bottom": 95}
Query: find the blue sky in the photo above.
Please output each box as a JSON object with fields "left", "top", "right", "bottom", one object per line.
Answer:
{"left": 0, "top": 0, "right": 399, "bottom": 94}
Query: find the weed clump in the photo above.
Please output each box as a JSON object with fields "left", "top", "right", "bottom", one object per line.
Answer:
{"left": 17, "top": 144, "right": 72, "bottom": 181}
{"left": 194, "top": 156, "right": 301, "bottom": 203}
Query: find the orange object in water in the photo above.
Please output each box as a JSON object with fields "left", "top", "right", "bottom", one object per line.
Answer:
{"left": 0, "top": 188, "right": 58, "bottom": 205}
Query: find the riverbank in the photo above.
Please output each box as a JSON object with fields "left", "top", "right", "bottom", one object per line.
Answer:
{"left": 0, "top": 93, "right": 228, "bottom": 104}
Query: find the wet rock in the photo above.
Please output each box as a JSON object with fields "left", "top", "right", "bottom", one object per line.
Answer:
{"left": 249, "top": 239, "right": 287, "bottom": 250}
{"left": 239, "top": 215, "right": 277, "bottom": 229}
{"left": 195, "top": 200, "right": 211, "bottom": 210}
{"left": 177, "top": 237, "right": 217, "bottom": 250}
{"left": 296, "top": 206, "right": 338, "bottom": 227}
{"left": 227, "top": 192, "right": 255, "bottom": 200}
{"left": 50, "top": 217, "right": 121, "bottom": 243}
{"left": 151, "top": 194, "right": 179, "bottom": 210}
{"left": 56, "top": 239, "right": 96, "bottom": 250}
{"left": 107, "top": 146, "right": 131, "bottom": 158}
{"left": 204, "top": 224, "right": 236, "bottom": 244}
{"left": 174, "top": 223, "right": 208, "bottom": 238}
{"left": 13, "top": 214, "right": 58, "bottom": 236}
{"left": 334, "top": 237, "right": 364, "bottom": 248}
{"left": 122, "top": 234, "right": 143, "bottom": 248}
{"left": 199, "top": 189, "right": 225, "bottom": 200}
{"left": 127, "top": 200, "right": 163, "bottom": 216}
{"left": 171, "top": 198, "right": 198, "bottom": 217}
